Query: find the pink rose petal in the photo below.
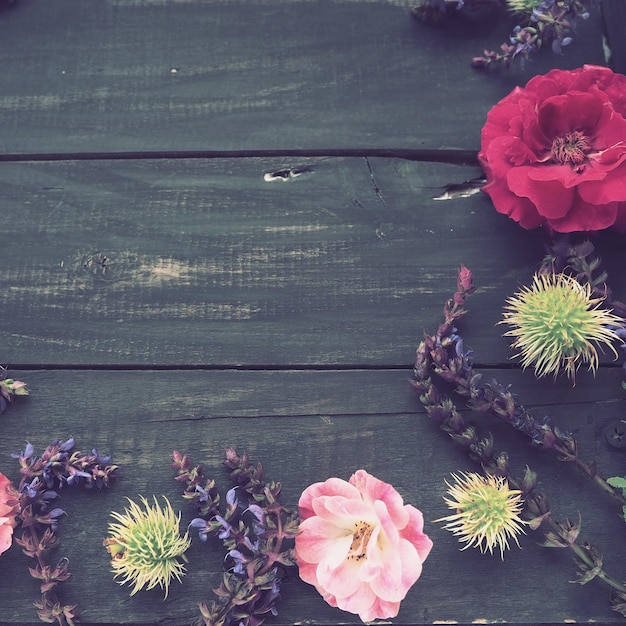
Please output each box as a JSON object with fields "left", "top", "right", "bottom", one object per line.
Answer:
{"left": 0, "top": 472, "right": 19, "bottom": 557}
{"left": 295, "top": 470, "right": 432, "bottom": 622}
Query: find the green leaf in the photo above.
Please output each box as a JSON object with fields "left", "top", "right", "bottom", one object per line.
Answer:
{"left": 607, "top": 476, "right": 626, "bottom": 493}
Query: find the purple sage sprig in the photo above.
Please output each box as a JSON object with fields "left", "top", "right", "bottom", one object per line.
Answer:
{"left": 172, "top": 450, "right": 221, "bottom": 520}
{"left": 415, "top": 266, "right": 626, "bottom": 508}
{"left": 411, "top": 274, "right": 626, "bottom": 614}
{"left": 472, "top": 0, "right": 599, "bottom": 70}
{"left": 412, "top": 0, "right": 599, "bottom": 70}
{"left": 12, "top": 437, "right": 118, "bottom": 625}
{"left": 539, "top": 235, "right": 626, "bottom": 320}
{"left": 173, "top": 448, "right": 299, "bottom": 626}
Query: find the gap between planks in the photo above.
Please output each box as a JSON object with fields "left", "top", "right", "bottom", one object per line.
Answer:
{"left": 0, "top": 148, "right": 479, "bottom": 166}
{"left": 4, "top": 362, "right": 622, "bottom": 372}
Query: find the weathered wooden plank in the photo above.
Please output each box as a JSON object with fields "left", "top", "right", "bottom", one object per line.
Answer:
{"left": 4, "top": 156, "right": 626, "bottom": 368}
{"left": 0, "top": 0, "right": 606, "bottom": 154}
{"left": 0, "top": 156, "right": 548, "bottom": 367}
{"left": 1, "top": 368, "right": 625, "bottom": 624}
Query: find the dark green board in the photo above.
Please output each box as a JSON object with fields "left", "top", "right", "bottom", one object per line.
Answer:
{"left": 2, "top": 157, "right": 625, "bottom": 369}
{"left": 603, "top": 0, "right": 626, "bottom": 73}
{"left": 1, "top": 368, "right": 626, "bottom": 625}
{"left": 0, "top": 0, "right": 609, "bottom": 154}
{"left": 1, "top": 156, "right": 551, "bottom": 367}
{"left": 1, "top": 0, "right": 626, "bottom": 625}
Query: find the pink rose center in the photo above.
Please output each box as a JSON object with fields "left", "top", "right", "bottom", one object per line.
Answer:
{"left": 348, "top": 520, "right": 374, "bottom": 562}
{"left": 550, "top": 130, "right": 590, "bottom": 165}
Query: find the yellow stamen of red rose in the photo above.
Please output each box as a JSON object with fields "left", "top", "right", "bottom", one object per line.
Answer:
{"left": 551, "top": 130, "right": 590, "bottom": 165}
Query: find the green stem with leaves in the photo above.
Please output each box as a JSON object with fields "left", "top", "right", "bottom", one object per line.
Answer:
{"left": 411, "top": 267, "right": 626, "bottom": 612}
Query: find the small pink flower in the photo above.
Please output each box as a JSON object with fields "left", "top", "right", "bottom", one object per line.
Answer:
{"left": 295, "top": 470, "right": 433, "bottom": 622}
{"left": 457, "top": 264, "right": 474, "bottom": 293}
{"left": 9, "top": 380, "right": 28, "bottom": 395}
{"left": 0, "top": 471, "right": 20, "bottom": 556}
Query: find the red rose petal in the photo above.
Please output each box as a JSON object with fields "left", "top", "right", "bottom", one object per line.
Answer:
{"left": 504, "top": 136, "right": 539, "bottom": 166}
{"left": 547, "top": 197, "right": 619, "bottom": 233}
{"left": 480, "top": 65, "right": 626, "bottom": 233}
{"left": 526, "top": 162, "right": 606, "bottom": 188}
{"left": 507, "top": 167, "right": 574, "bottom": 219}
{"left": 578, "top": 161, "right": 626, "bottom": 204}
{"left": 538, "top": 92, "right": 604, "bottom": 139}
{"left": 482, "top": 180, "right": 545, "bottom": 229}
{"left": 593, "top": 142, "right": 626, "bottom": 165}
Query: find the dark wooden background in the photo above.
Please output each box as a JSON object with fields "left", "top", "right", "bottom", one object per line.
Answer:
{"left": 1, "top": 1, "right": 626, "bottom": 625}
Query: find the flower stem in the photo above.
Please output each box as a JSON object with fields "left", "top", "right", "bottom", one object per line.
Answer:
{"left": 542, "top": 514, "right": 626, "bottom": 594}
{"left": 174, "top": 449, "right": 299, "bottom": 626}
{"left": 419, "top": 266, "right": 626, "bottom": 509}
{"left": 411, "top": 268, "right": 626, "bottom": 611}
{"left": 13, "top": 438, "right": 116, "bottom": 625}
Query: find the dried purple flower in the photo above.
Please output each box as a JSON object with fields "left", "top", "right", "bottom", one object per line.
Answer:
{"left": 411, "top": 269, "right": 626, "bottom": 615}
{"left": 12, "top": 437, "right": 117, "bottom": 625}
{"left": 173, "top": 449, "right": 299, "bottom": 626}
{"left": 461, "top": 0, "right": 599, "bottom": 68}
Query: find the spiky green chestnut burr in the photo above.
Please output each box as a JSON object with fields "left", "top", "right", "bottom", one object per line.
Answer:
{"left": 104, "top": 496, "right": 190, "bottom": 598}
{"left": 435, "top": 472, "right": 527, "bottom": 559}
{"left": 501, "top": 273, "right": 624, "bottom": 382}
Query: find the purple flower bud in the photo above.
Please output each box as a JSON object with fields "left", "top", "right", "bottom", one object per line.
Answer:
{"left": 189, "top": 518, "right": 208, "bottom": 529}
{"left": 227, "top": 549, "right": 246, "bottom": 574}
{"left": 215, "top": 515, "right": 233, "bottom": 539}
{"left": 189, "top": 517, "right": 210, "bottom": 541}
{"left": 195, "top": 484, "right": 210, "bottom": 502}
{"left": 22, "top": 477, "right": 41, "bottom": 499}
{"left": 91, "top": 448, "right": 111, "bottom": 463}
{"left": 11, "top": 441, "right": 35, "bottom": 460}
{"left": 59, "top": 437, "right": 75, "bottom": 453}
{"left": 226, "top": 487, "right": 238, "bottom": 507}
{"left": 246, "top": 504, "right": 264, "bottom": 523}
{"left": 66, "top": 469, "right": 91, "bottom": 486}
{"left": 457, "top": 265, "right": 473, "bottom": 293}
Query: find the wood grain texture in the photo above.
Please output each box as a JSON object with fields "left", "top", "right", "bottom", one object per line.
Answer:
{"left": 1, "top": 367, "right": 626, "bottom": 625}
{"left": 0, "top": 2, "right": 623, "bottom": 625}
{"left": 0, "top": 0, "right": 606, "bottom": 154}
{"left": 602, "top": 0, "right": 626, "bottom": 73}
{"left": 3, "top": 157, "right": 626, "bottom": 368}
{"left": 0, "top": 156, "right": 557, "bottom": 366}
{"left": 4, "top": 156, "right": 626, "bottom": 369}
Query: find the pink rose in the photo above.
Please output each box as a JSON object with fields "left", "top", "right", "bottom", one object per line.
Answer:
{"left": 479, "top": 65, "right": 626, "bottom": 233}
{"left": 0, "top": 471, "right": 19, "bottom": 556}
{"left": 295, "top": 469, "right": 433, "bottom": 622}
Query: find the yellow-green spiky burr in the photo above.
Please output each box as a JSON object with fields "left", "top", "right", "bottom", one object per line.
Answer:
{"left": 104, "top": 496, "right": 191, "bottom": 598}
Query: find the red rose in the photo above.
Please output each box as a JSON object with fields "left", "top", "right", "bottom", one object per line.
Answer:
{"left": 478, "top": 65, "right": 626, "bottom": 233}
